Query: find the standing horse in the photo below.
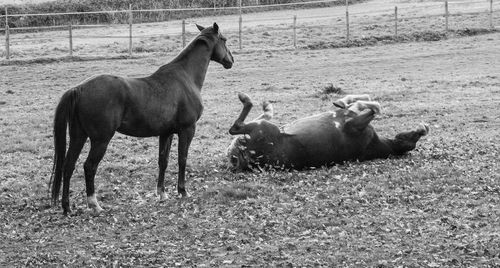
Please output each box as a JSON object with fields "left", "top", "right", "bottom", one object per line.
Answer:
{"left": 50, "top": 23, "right": 233, "bottom": 215}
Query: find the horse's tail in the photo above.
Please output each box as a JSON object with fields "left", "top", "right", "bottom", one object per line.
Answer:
{"left": 48, "top": 88, "right": 79, "bottom": 206}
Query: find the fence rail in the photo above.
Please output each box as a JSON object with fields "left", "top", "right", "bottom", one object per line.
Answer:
{"left": 0, "top": 0, "right": 341, "bottom": 19}
{"left": 0, "top": 0, "right": 497, "bottom": 60}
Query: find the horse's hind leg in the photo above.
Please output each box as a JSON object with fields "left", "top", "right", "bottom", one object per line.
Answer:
{"left": 61, "top": 126, "right": 88, "bottom": 215}
{"left": 177, "top": 125, "right": 195, "bottom": 198}
{"left": 84, "top": 138, "right": 111, "bottom": 214}
{"left": 157, "top": 134, "right": 173, "bottom": 200}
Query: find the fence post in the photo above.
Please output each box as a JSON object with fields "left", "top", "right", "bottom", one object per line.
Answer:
{"left": 238, "top": 0, "right": 242, "bottom": 50}
{"left": 445, "top": 1, "right": 449, "bottom": 31}
{"left": 293, "top": 15, "right": 297, "bottom": 49}
{"left": 5, "top": 7, "right": 9, "bottom": 60}
{"left": 129, "top": 4, "right": 133, "bottom": 56}
{"left": 490, "top": 0, "right": 494, "bottom": 29}
{"left": 345, "top": 0, "right": 350, "bottom": 41}
{"left": 182, "top": 19, "right": 186, "bottom": 47}
{"left": 394, "top": 6, "right": 398, "bottom": 37}
{"left": 68, "top": 24, "right": 73, "bottom": 56}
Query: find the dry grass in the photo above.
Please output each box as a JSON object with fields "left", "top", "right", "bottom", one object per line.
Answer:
{"left": 0, "top": 3, "right": 500, "bottom": 267}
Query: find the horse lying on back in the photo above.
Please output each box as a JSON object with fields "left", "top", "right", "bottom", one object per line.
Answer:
{"left": 227, "top": 93, "right": 429, "bottom": 171}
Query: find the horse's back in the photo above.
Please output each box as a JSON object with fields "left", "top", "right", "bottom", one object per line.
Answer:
{"left": 74, "top": 73, "right": 201, "bottom": 138}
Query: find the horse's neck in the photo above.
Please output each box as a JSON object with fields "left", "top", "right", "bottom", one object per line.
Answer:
{"left": 170, "top": 41, "right": 212, "bottom": 89}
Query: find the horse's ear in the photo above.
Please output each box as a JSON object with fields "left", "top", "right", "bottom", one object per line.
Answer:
{"left": 213, "top": 22, "right": 219, "bottom": 33}
{"left": 196, "top": 24, "right": 205, "bottom": 32}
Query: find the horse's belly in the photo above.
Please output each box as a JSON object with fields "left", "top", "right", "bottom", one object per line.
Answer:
{"left": 117, "top": 114, "right": 177, "bottom": 137}
{"left": 284, "top": 114, "right": 361, "bottom": 166}
{"left": 117, "top": 125, "right": 161, "bottom": 137}
{"left": 296, "top": 133, "right": 348, "bottom": 167}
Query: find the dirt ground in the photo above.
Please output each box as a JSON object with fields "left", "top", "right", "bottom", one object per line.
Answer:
{"left": 1, "top": 1, "right": 500, "bottom": 267}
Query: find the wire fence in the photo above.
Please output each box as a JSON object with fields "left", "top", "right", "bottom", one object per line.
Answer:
{"left": 0, "top": 0, "right": 497, "bottom": 60}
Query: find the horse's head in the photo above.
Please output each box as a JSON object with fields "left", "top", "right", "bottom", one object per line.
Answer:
{"left": 196, "top": 23, "right": 234, "bottom": 69}
{"left": 227, "top": 121, "right": 281, "bottom": 171}
{"left": 227, "top": 93, "right": 280, "bottom": 170}
{"left": 391, "top": 123, "right": 429, "bottom": 154}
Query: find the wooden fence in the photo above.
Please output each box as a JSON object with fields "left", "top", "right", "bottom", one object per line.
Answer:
{"left": 0, "top": 0, "right": 497, "bottom": 60}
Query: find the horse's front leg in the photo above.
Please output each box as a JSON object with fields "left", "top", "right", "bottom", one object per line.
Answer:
{"left": 344, "top": 109, "right": 376, "bottom": 135}
{"left": 157, "top": 134, "right": 173, "bottom": 201}
{"left": 177, "top": 125, "right": 196, "bottom": 198}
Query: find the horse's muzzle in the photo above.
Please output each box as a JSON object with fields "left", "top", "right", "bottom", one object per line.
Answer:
{"left": 223, "top": 59, "right": 233, "bottom": 69}
{"left": 223, "top": 52, "right": 234, "bottom": 69}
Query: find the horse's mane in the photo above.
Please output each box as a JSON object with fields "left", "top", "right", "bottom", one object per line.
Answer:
{"left": 153, "top": 31, "right": 217, "bottom": 75}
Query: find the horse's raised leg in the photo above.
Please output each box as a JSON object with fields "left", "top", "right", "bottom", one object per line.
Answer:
{"left": 229, "top": 93, "right": 255, "bottom": 135}
{"left": 345, "top": 109, "right": 376, "bottom": 135}
{"left": 83, "top": 138, "right": 111, "bottom": 215}
{"left": 254, "top": 101, "right": 273, "bottom": 121}
{"left": 348, "top": 101, "right": 381, "bottom": 115}
{"left": 157, "top": 134, "right": 173, "bottom": 201}
{"left": 61, "top": 129, "right": 88, "bottom": 215}
{"left": 177, "top": 126, "right": 195, "bottom": 198}
{"left": 333, "top": 94, "right": 371, "bottom": 109}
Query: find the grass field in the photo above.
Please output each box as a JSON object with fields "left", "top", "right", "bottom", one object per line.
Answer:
{"left": 1, "top": 1, "right": 500, "bottom": 267}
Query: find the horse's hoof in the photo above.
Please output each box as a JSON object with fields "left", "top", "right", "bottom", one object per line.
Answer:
{"left": 333, "top": 100, "right": 347, "bottom": 109}
{"left": 177, "top": 191, "right": 191, "bottom": 199}
{"left": 418, "top": 123, "right": 430, "bottom": 136}
{"left": 63, "top": 208, "right": 71, "bottom": 216}
{"left": 238, "top": 93, "right": 251, "bottom": 105}
{"left": 262, "top": 101, "right": 271, "bottom": 111}
{"left": 158, "top": 191, "right": 168, "bottom": 201}
{"left": 371, "top": 102, "right": 381, "bottom": 115}
{"left": 87, "top": 195, "right": 103, "bottom": 215}
{"left": 91, "top": 207, "right": 104, "bottom": 216}
{"left": 88, "top": 203, "right": 104, "bottom": 216}
{"left": 62, "top": 203, "right": 71, "bottom": 215}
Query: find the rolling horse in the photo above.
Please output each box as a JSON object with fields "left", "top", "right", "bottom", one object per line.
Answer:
{"left": 227, "top": 93, "right": 429, "bottom": 170}
{"left": 50, "top": 23, "right": 234, "bottom": 215}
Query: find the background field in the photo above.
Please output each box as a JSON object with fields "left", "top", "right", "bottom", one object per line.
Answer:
{"left": 1, "top": 0, "right": 498, "bottom": 60}
{"left": 1, "top": 0, "right": 500, "bottom": 267}
{"left": 0, "top": 0, "right": 355, "bottom": 30}
{"left": 0, "top": 0, "right": 42, "bottom": 4}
